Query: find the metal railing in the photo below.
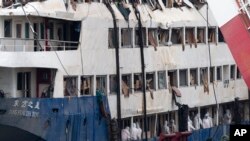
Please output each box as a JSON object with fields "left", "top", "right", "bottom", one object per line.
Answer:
{"left": 0, "top": 38, "right": 79, "bottom": 52}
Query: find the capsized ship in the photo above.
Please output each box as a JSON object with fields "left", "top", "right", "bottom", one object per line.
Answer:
{"left": 0, "top": 0, "right": 249, "bottom": 141}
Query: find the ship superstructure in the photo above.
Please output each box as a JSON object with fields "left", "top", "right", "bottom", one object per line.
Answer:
{"left": 0, "top": 0, "right": 248, "bottom": 140}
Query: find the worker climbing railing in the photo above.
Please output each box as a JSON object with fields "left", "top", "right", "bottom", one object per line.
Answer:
{"left": 236, "top": 0, "right": 250, "bottom": 29}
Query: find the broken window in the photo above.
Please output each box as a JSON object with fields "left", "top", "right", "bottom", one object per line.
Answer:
{"left": 197, "top": 27, "right": 206, "bottom": 43}
{"left": 64, "top": 76, "right": 78, "bottom": 96}
{"left": 168, "top": 70, "right": 177, "bottom": 87}
{"left": 134, "top": 73, "right": 142, "bottom": 92}
{"left": 171, "top": 28, "right": 183, "bottom": 45}
{"left": 135, "top": 28, "right": 146, "bottom": 47}
{"left": 230, "top": 65, "right": 236, "bottom": 80}
{"left": 218, "top": 28, "right": 225, "bottom": 42}
{"left": 80, "top": 76, "right": 93, "bottom": 95}
{"left": 16, "top": 24, "right": 22, "bottom": 38}
{"left": 217, "top": 66, "right": 222, "bottom": 81}
{"left": 210, "top": 67, "right": 215, "bottom": 83}
{"left": 4, "top": 19, "right": 12, "bottom": 37}
{"left": 146, "top": 72, "right": 155, "bottom": 90}
{"left": 190, "top": 68, "right": 198, "bottom": 86}
{"left": 236, "top": 67, "right": 242, "bottom": 79}
{"left": 96, "top": 76, "right": 106, "bottom": 95}
{"left": 109, "top": 75, "right": 117, "bottom": 94}
{"left": 158, "top": 29, "right": 169, "bottom": 46}
{"left": 158, "top": 71, "right": 166, "bottom": 89}
{"left": 122, "top": 74, "right": 131, "bottom": 96}
{"left": 108, "top": 28, "right": 115, "bottom": 48}
{"left": 148, "top": 28, "right": 158, "bottom": 50}
{"left": 25, "top": 23, "right": 29, "bottom": 38}
{"left": 179, "top": 69, "right": 188, "bottom": 86}
{"left": 121, "top": 28, "right": 132, "bottom": 47}
{"left": 200, "top": 68, "right": 208, "bottom": 85}
{"left": 208, "top": 27, "right": 216, "bottom": 43}
{"left": 185, "top": 27, "right": 196, "bottom": 47}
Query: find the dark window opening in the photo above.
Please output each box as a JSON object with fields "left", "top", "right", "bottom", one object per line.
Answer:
{"left": 185, "top": 28, "right": 196, "bottom": 46}
{"left": 218, "top": 29, "right": 225, "bottom": 42}
{"left": 208, "top": 27, "right": 216, "bottom": 43}
{"left": 80, "top": 76, "right": 92, "bottom": 95}
{"left": 96, "top": 76, "right": 106, "bottom": 95}
{"left": 135, "top": 28, "right": 146, "bottom": 47}
{"left": 210, "top": 67, "right": 215, "bottom": 83}
{"left": 171, "top": 28, "right": 183, "bottom": 44}
{"left": 4, "top": 20, "right": 12, "bottom": 37}
{"left": 236, "top": 67, "right": 241, "bottom": 79}
{"left": 158, "top": 29, "right": 169, "bottom": 46}
{"left": 148, "top": 29, "right": 158, "bottom": 50}
{"left": 109, "top": 75, "right": 117, "bottom": 94}
{"left": 134, "top": 73, "right": 142, "bottom": 92}
{"left": 146, "top": 73, "right": 155, "bottom": 90}
{"left": 217, "top": 66, "right": 222, "bottom": 81}
{"left": 64, "top": 76, "right": 78, "bottom": 96}
{"left": 190, "top": 69, "right": 198, "bottom": 86}
{"left": 108, "top": 28, "right": 115, "bottom": 48}
{"left": 25, "top": 23, "right": 29, "bottom": 38}
{"left": 122, "top": 74, "right": 131, "bottom": 96}
{"left": 16, "top": 24, "right": 22, "bottom": 38}
{"left": 49, "top": 22, "right": 54, "bottom": 39}
{"left": 17, "top": 72, "right": 31, "bottom": 98}
{"left": 197, "top": 28, "right": 205, "bottom": 43}
{"left": 230, "top": 65, "right": 235, "bottom": 80}
{"left": 179, "top": 69, "right": 188, "bottom": 86}
{"left": 200, "top": 68, "right": 208, "bottom": 85}
{"left": 121, "top": 28, "right": 132, "bottom": 47}
{"left": 168, "top": 70, "right": 177, "bottom": 87}
{"left": 40, "top": 23, "right": 45, "bottom": 39}
{"left": 158, "top": 71, "right": 166, "bottom": 89}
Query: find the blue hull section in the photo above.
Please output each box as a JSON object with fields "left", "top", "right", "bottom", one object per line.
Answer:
{"left": 0, "top": 96, "right": 110, "bottom": 141}
{"left": 188, "top": 125, "right": 230, "bottom": 141}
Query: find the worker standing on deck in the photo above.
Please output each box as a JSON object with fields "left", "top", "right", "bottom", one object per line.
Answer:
{"left": 169, "top": 119, "right": 176, "bottom": 133}
{"left": 122, "top": 126, "right": 131, "bottom": 141}
{"left": 130, "top": 123, "right": 138, "bottom": 141}
{"left": 136, "top": 122, "right": 142, "bottom": 140}
{"left": 223, "top": 109, "right": 232, "bottom": 124}
{"left": 193, "top": 112, "right": 203, "bottom": 130}
{"left": 188, "top": 116, "right": 195, "bottom": 131}
{"left": 162, "top": 120, "right": 170, "bottom": 134}
{"left": 202, "top": 112, "right": 213, "bottom": 128}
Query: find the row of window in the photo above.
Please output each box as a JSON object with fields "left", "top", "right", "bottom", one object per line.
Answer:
{"left": 63, "top": 64, "right": 241, "bottom": 96}
{"left": 108, "top": 27, "right": 224, "bottom": 49}
{"left": 4, "top": 19, "right": 54, "bottom": 39}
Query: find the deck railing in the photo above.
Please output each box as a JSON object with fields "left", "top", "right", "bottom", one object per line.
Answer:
{"left": 0, "top": 38, "right": 79, "bottom": 52}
